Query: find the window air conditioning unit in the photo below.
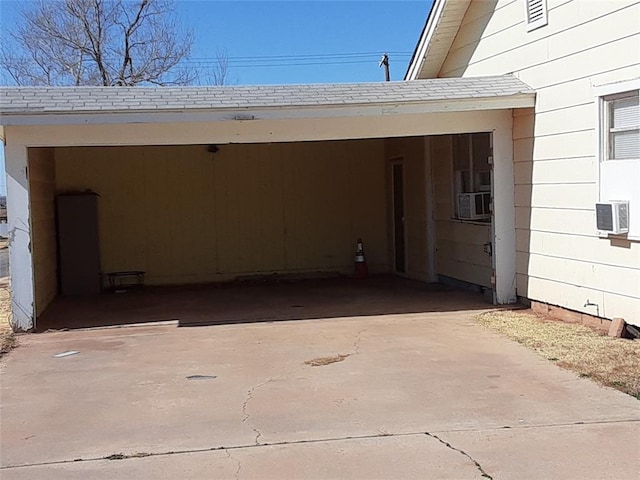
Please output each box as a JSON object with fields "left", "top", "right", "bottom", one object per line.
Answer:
{"left": 458, "top": 192, "right": 491, "bottom": 220}
{"left": 596, "top": 201, "right": 629, "bottom": 236}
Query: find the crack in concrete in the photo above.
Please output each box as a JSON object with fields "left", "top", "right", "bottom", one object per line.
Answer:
{"left": 225, "top": 449, "right": 242, "bottom": 480}
{"left": 242, "top": 376, "right": 280, "bottom": 423}
{"left": 4, "top": 419, "right": 639, "bottom": 470}
{"left": 253, "top": 428, "right": 263, "bottom": 445}
{"left": 241, "top": 375, "right": 284, "bottom": 447}
{"left": 425, "top": 432, "right": 492, "bottom": 479}
{"left": 352, "top": 327, "right": 367, "bottom": 355}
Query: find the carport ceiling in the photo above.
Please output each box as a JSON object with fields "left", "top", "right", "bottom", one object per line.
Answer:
{"left": 0, "top": 75, "right": 534, "bottom": 127}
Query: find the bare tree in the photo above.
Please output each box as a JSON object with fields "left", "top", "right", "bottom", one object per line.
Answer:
{"left": 209, "top": 49, "right": 230, "bottom": 86}
{"left": 0, "top": 0, "right": 196, "bottom": 86}
{"left": 195, "top": 49, "right": 236, "bottom": 86}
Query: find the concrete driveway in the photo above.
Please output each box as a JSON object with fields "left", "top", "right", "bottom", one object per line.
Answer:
{"left": 1, "top": 291, "right": 639, "bottom": 479}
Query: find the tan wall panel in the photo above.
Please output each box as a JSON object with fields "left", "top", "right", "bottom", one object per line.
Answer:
{"left": 385, "top": 137, "right": 429, "bottom": 280}
{"left": 430, "top": 135, "right": 492, "bottom": 287}
{"left": 347, "top": 140, "right": 390, "bottom": 272}
{"left": 28, "top": 148, "right": 57, "bottom": 316}
{"left": 55, "top": 141, "right": 389, "bottom": 286}
{"left": 215, "top": 144, "right": 285, "bottom": 275}
{"left": 437, "top": 259, "right": 493, "bottom": 289}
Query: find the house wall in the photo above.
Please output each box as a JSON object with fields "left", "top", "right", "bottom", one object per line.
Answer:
{"left": 54, "top": 140, "right": 389, "bottom": 286}
{"left": 431, "top": 135, "right": 492, "bottom": 289}
{"left": 28, "top": 148, "right": 58, "bottom": 316}
{"left": 384, "top": 137, "right": 431, "bottom": 281}
{"left": 436, "top": 0, "right": 640, "bottom": 322}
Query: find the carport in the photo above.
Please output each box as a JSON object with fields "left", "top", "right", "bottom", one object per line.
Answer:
{"left": 0, "top": 75, "right": 535, "bottom": 331}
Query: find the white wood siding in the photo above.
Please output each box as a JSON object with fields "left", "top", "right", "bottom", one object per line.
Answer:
{"left": 436, "top": 0, "right": 640, "bottom": 323}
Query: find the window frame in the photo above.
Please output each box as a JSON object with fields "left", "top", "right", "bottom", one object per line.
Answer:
{"left": 595, "top": 80, "right": 640, "bottom": 164}
{"left": 594, "top": 78, "right": 640, "bottom": 240}
{"left": 602, "top": 91, "right": 639, "bottom": 162}
{"left": 451, "top": 133, "right": 492, "bottom": 223}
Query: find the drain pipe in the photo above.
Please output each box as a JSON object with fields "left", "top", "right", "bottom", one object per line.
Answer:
{"left": 584, "top": 300, "right": 600, "bottom": 317}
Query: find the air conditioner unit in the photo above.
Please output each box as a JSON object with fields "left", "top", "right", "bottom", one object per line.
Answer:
{"left": 457, "top": 192, "right": 491, "bottom": 221}
{"left": 596, "top": 201, "right": 629, "bottom": 236}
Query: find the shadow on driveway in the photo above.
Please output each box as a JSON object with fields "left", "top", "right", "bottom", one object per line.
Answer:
{"left": 37, "top": 276, "right": 492, "bottom": 331}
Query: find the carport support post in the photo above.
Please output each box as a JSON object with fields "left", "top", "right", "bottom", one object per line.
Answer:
{"left": 4, "top": 142, "right": 35, "bottom": 330}
{"left": 492, "top": 120, "right": 517, "bottom": 304}
{"left": 423, "top": 136, "right": 437, "bottom": 282}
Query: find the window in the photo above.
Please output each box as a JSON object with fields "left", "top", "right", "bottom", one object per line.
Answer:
{"left": 595, "top": 79, "right": 640, "bottom": 239}
{"left": 603, "top": 91, "right": 639, "bottom": 161}
{"left": 525, "top": 0, "right": 548, "bottom": 32}
{"left": 452, "top": 133, "right": 492, "bottom": 221}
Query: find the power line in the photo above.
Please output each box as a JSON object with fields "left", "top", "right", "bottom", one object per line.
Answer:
{"left": 201, "top": 59, "right": 405, "bottom": 69}
{"left": 188, "top": 51, "right": 412, "bottom": 61}
{"left": 181, "top": 52, "right": 413, "bottom": 69}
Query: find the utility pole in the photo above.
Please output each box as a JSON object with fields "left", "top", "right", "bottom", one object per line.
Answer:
{"left": 379, "top": 53, "right": 390, "bottom": 82}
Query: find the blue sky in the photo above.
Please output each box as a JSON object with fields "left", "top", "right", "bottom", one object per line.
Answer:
{"left": 0, "top": 0, "right": 431, "bottom": 84}
{"left": 180, "top": 0, "right": 430, "bottom": 84}
{"left": 0, "top": 1, "right": 433, "bottom": 194}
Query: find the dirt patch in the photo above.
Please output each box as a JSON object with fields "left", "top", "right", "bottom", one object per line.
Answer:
{"left": 477, "top": 310, "right": 640, "bottom": 399}
{"left": 0, "top": 279, "right": 16, "bottom": 358}
{"left": 305, "top": 354, "right": 351, "bottom": 367}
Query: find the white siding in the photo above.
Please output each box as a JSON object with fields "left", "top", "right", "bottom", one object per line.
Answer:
{"left": 434, "top": 0, "right": 640, "bottom": 323}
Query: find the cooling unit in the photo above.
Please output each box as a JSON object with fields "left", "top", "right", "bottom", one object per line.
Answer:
{"left": 457, "top": 192, "right": 491, "bottom": 221}
{"left": 596, "top": 201, "right": 629, "bottom": 236}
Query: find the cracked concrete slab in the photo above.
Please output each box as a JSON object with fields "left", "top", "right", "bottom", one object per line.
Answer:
{"left": 435, "top": 421, "right": 640, "bottom": 479}
{"left": 1, "top": 284, "right": 639, "bottom": 478}
{"left": 1, "top": 434, "right": 484, "bottom": 480}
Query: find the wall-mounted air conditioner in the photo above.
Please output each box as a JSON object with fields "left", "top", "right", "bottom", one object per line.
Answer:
{"left": 596, "top": 201, "right": 629, "bottom": 236}
{"left": 457, "top": 192, "right": 491, "bottom": 221}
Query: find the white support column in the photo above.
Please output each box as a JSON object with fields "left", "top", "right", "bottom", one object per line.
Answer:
{"left": 423, "top": 136, "right": 437, "bottom": 282}
{"left": 5, "top": 142, "right": 34, "bottom": 330}
{"left": 492, "top": 117, "right": 517, "bottom": 304}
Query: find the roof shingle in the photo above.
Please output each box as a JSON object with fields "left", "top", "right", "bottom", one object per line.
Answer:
{"left": 0, "top": 75, "right": 533, "bottom": 116}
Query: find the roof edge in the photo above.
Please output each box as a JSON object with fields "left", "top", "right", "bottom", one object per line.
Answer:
{"left": 405, "top": 0, "right": 446, "bottom": 81}
{"left": 405, "top": 0, "right": 471, "bottom": 81}
{"left": 1, "top": 92, "right": 536, "bottom": 127}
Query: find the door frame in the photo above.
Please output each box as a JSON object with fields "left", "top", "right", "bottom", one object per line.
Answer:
{"left": 389, "top": 157, "right": 408, "bottom": 276}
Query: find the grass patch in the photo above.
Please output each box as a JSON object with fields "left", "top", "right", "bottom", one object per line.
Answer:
{"left": 477, "top": 310, "right": 640, "bottom": 399}
{"left": 0, "top": 280, "right": 16, "bottom": 358}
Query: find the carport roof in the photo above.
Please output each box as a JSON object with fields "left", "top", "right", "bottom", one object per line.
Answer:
{"left": 0, "top": 75, "right": 534, "bottom": 123}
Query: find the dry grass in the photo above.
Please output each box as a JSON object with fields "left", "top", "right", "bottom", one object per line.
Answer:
{"left": 305, "top": 354, "right": 350, "bottom": 367}
{"left": 477, "top": 310, "right": 640, "bottom": 399}
{"left": 0, "top": 279, "right": 16, "bottom": 358}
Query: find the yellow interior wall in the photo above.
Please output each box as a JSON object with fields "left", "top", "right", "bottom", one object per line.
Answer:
{"left": 54, "top": 140, "right": 389, "bottom": 285}
{"left": 385, "top": 137, "right": 430, "bottom": 281}
{"left": 28, "top": 148, "right": 58, "bottom": 316}
{"left": 431, "top": 135, "right": 492, "bottom": 288}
